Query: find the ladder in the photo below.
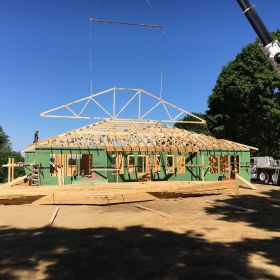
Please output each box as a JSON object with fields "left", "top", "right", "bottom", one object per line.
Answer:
{"left": 272, "top": 168, "right": 280, "bottom": 185}
{"left": 31, "top": 165, "right": 41, "bottom": 186}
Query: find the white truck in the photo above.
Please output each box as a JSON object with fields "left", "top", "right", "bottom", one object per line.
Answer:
{"left": 251, "top": 156, "right": 280, "bottom": 185}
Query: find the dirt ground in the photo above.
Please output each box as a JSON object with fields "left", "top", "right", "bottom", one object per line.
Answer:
{"left": 0, "top": 183, "right": 279, "bottom": 279}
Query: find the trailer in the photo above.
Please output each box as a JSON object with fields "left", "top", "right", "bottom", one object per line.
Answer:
{"left": 251, "top": 156, "right": 280, "bottom": 185}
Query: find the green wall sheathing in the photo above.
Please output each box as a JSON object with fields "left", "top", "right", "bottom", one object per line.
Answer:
{"left": 24, "top": 151, "right": 35, "bottom": 181}
{"left": 24, "top": 147, "right": 251, "bottom": 186}
{"left": 107, "top": 151, "right": 200, "bottom": 183}
{"left": 106, "top": 150, "right": 251, "bottom": 183}
{"left": 202, "top": 150, "right": 250, "bottom": 181}
{"left": 24, "top": 148, "right": 108, "bottom": 186}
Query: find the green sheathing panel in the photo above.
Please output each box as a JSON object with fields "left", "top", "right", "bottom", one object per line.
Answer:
{"left": 239, "top": 151, "right": 251, "bottom": 181}
{"left": 202, "top": 150, "right": 251, "bottom": 181}
{"left": 107, "top": 151, "right": 201, "bottom": 183}
{"left": 107, "top": 150, "right": 251, "bottom": 183}
{"left": 238, "top": 151, "right": 251, "bottom": 181}
{"left": 24, "top": 151, "right": 35, "bottom": 178}
{"left": 27, "top": 148, "right": 108, "bottom": 186}
{"left": 25, "top": 148, "right": 250, "bottom": 185}
{"left": 91, "top": 149, "right": 108, "bottom": 182}
{"left": 35, "top": 149, "right": 53, "bottom": 185}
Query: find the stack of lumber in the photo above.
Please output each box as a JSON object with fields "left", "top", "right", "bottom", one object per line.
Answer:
{"left": 0, "top": 180, "right": 238, "bottom": 205}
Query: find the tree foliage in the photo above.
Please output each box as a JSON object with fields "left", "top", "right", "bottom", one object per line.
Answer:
{"left": 174, "top": 113, "right": 210, "bottom": 135}
{"left": 0, "top": 126, "right": 24, "bottom": 182}
{"left": 207, "top": 30, "right": 280, "bottom": 156}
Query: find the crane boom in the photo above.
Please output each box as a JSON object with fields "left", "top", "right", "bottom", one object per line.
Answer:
{"left": 236, "top": 0, "right": 280, "bottom": 77}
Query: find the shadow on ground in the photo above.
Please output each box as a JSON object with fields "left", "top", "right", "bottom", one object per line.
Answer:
{"left": 0, "top": 225, "right": 279, "bottom": 279}
{"left": 205, "top": 189, "right": 280, "bottom": 231}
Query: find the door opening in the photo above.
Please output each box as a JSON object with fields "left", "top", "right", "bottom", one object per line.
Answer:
{"left": 80, "top": 154, "right": 92, "bottom": 176}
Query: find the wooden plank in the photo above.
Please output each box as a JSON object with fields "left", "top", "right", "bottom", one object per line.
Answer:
{"left": 2, "top": 162, "right": 34, "bottom": 167}
{"left": 236, "top": 174, "right": 257, "bottom": 190}
{"left": 49, "top": 207, "right": 60, "bottom": 225}
{"left": 11, "top": 158, "right": 15, "bottom": 181}
{"left": 105, "top": 146, "right": 199, "bottom": 153}
{"left": 201, "top": 154, "right": 205, "bottom": 181}
{"left": 134, "top": 203, "right": 171, "bottom": 219}
{"left": 8, "top": 158, "right": 11, "bottom": 183}
{"left": 0, "top": 175, "right": 27, "bottom": 188}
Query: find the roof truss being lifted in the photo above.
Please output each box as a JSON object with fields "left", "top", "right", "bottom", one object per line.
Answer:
{"left": 40, "top": 87, "right": 206, "bottom": 124}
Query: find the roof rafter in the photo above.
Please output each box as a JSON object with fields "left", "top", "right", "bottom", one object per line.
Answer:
{"left": 25, "top": 120, "right": 258, "bottom": 152}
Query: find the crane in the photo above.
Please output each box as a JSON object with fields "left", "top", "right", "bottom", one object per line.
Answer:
{"left": 236, "top": 0, "right": 280, "bottom": 77}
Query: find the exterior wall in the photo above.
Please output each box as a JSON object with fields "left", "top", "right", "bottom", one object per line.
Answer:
{"left": 202, "top": 150, "right": 250, "bottom": 181}
{"left": 24, "top": 151, "right": 35, "bottom": 178}
{"left": 107, "top": 150, "right": 251, "bottom": 183}
{"left": 24, "top": 148, "right": 108, "bottom": 185}
{"left": 24, "top": 148, "right": 251, "bottom": 185}
{"left": 107, "top": 151, "right": 200, "bottom": 183}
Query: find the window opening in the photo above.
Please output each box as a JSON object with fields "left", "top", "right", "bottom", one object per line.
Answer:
{"left": 230, "top": 155, "right": 240, "bottom": 175}
{"left": 50, "top": 155, "right": 55, "bottom": 176}
{"left": 209, "top": 155, "right": 219, "bottom": 174}
{"left": 128, "top": 155, "right": 136, "bottom": 173}
{"left": 66, "top": 154, "right": 79, "bottom": 176}
{"left": 137, "top": 155, "right": 147, "bottom": 174}
{"left": 50, "top": 154, "right": 64, "bottom": 177}
{"left": 154, "top": 155, "right": 161, "bottom": 173}
{"left": 80, "top": 154, "right": 92, "bottom": 176}
{"left": 166, "top": 155, "right": 174, "bottom": 174}
{"left": 220, "top": 155, "right": 230, "bottom": 174}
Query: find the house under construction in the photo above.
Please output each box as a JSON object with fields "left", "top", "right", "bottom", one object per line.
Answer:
{"left": 23, "top": 88, "right": 256, "bottom": 186}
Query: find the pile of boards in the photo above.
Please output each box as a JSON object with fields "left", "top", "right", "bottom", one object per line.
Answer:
{"left": 0, "top": 180, "right": 240, "bottom": 205}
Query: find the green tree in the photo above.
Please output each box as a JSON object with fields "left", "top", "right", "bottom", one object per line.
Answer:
{"left": 0, "top": 126, "right": 24, "bottom": 182}
{"left": 207, "top": 30, "right": 280, "bottom": 156}
{"left": 174, "top": 113, "right": 210, "bottom": 135}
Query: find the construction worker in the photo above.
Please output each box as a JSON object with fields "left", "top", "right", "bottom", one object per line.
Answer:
{"left": 50, "top": 159, "right": 56, "bottom": 176}
{"left": 33, "top": 130, "right": 39, "bottom": 143}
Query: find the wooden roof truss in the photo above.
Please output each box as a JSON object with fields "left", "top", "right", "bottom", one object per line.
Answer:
{"left": 40, "top": 87, "right": 206, "bottom": 124}
{"left": 25, "top": 120, "right": 257, "bottom": 152}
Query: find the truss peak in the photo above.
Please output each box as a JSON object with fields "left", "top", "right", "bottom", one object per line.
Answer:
{"left": 40, "top": 87, "right": 206, "bottom": 124}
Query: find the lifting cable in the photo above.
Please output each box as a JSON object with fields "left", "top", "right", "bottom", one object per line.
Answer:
{"left": 159, "top": 28, "right": 165, "bottom": 99}
{"left": 89, "top": 1, "right": 205, "bottom": 130}
{"left": 89, "top": 18, "right": 165, "bottom": 29}
{"left": 89, "top": 0, "right": 108, "bottom": 94}
{"left": 89, "top": 20, "right": 94, "bottom": 93}
{"left": 88, "top": 15, "right": 166, "bottom": 98}
{"left": 146, "top": 0, "right": 154, "bottom": 10}
{"left": 143, "top": 0, "right": 166, "bottom": 99}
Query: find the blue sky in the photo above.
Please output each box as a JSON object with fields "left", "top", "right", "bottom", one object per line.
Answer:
{"left": 1, "top": 0, "right": 280, "bottom": 152}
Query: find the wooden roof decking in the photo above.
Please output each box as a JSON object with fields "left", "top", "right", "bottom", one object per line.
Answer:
{"left": 25, "top": 119, "right": 257, "bottom": 152}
